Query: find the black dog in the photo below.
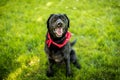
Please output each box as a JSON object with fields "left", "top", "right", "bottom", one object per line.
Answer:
{"left": 44, "top": 14, "right": 80, "bottom": 77}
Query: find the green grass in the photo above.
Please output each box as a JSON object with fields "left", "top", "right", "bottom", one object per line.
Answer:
{"left": 0, "top": 0, "right": 120, "bottom": 80}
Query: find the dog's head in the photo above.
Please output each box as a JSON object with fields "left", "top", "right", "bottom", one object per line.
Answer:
{"left": 47, "top": 14, "right": 69, "bottom": 38}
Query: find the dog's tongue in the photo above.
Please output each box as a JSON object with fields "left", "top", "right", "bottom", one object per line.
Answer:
{"left": 55, "top": 27, "right": 63, "bottom": 37}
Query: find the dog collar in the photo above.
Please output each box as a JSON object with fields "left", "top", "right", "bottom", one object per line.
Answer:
{"left": 46, "top": 31, "right": 71, "bottom": 48}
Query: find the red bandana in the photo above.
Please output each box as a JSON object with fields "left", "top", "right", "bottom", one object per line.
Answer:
{"left": 46, "top": 32, "right": 71, "bottom": 48}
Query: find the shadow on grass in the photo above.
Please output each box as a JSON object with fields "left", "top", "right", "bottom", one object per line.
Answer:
{"left": 0, "top": 0, "right": 9, "bottom": 6}
{"left": 0, "top": 53, "right": 20, "bottom": 80}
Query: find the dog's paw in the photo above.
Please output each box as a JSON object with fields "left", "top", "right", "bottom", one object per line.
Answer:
{"left": 73, "top": 61, "right": 81, "bottom": 69}
{"left": 46, "top": 70, "right": 54, "bottom": 77}
{"left": 66, "top": 72, "right": 73, "bottom": 77}
{"left": 76, "top": 64, "right": 81, "bottom": 69}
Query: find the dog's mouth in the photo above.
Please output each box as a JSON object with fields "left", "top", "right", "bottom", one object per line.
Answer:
{"left": 54, "top": 27, "right": 63, "bottom": 37}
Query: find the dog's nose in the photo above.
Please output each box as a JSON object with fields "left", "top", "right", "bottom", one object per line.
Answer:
{"left": 57, "top": 22, "right": 62, "bottom": 27}
{"left": 57, "top": 19, "right": 63, "bottom": 27}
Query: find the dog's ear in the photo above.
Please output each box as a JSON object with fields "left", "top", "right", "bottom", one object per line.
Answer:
{"left": 63, "top": 14, "right": 70, "bottom": 28}
{"left": 47, "top": 14, "right": 54, "bottom": 29}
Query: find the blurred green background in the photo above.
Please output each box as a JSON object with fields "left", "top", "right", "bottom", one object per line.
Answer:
{"left": 0, "top": 0, "right": 120, "bottom": 80}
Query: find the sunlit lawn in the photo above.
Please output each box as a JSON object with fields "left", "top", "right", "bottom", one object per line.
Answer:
{"left": 0, "top": 0, "right": 120, "bottom": 80}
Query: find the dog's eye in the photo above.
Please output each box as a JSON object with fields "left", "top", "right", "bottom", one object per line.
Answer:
{"left": 52, "top": 18, "right": 55, "bottom": 20}
{"left": 52, "top": 18, "right": 57, "bottom": 22}
{"left": 60, "top": 16, "right": 65, "bottom": 21}
{"left": 61, "top": 18, "right": 65, "bottom": 21}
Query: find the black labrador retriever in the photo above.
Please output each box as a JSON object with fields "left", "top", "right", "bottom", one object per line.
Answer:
{"left": 44, "top": 14, "right": 80, "bottom": 77}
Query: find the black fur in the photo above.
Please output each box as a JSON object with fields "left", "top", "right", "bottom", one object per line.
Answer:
{"left": 45, "top": 14, "right": 80, "bottom": 77}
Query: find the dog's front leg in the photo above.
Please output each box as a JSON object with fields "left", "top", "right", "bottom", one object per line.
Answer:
{"left": 65, "top": 56, "right": 71, "bottom": 77}
{"left": 47, "top": 59, "right": 54, "bottom": 77}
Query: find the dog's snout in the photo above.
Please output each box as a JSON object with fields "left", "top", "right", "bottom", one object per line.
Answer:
{"left": 57, "top": 19, "right": 63, "bottom": 27}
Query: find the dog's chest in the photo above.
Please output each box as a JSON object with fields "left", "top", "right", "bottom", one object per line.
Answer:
{"left": 45, "top": 43, "right": 70, "bottom": 62}
{"left": 50, "top": 49, "right": 64, "bottom": 62}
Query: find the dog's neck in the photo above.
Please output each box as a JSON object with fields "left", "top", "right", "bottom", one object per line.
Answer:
{"left": 46, "top": 31, "right": 71, "bottom": 48}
